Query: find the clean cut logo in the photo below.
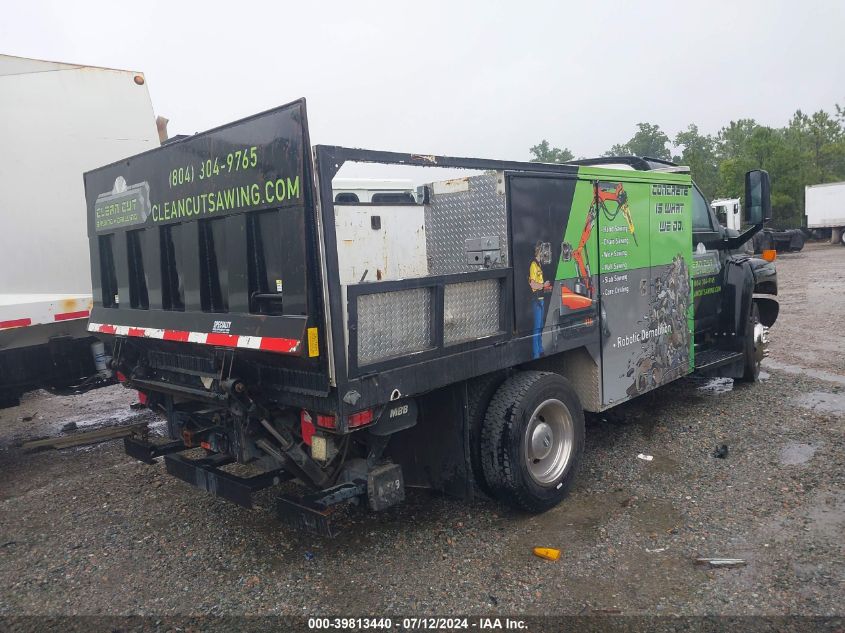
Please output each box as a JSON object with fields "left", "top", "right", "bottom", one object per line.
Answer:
{"left": 212, "top": 320, "right": 232, "bottom": 334}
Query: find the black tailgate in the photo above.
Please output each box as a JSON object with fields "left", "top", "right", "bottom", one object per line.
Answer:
{"left": 83, "top": 99, "right": 322, "bottom": 363}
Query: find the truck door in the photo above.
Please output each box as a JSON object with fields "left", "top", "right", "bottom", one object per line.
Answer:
{"left": 690, "top": 186, "right": 723, "bottom": 335}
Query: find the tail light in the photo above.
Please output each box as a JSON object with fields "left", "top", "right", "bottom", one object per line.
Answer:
{"left": 300, "top": 411, "right": 316, "bottom": 445}
{"left": 348, "top": 408, "right": 374, "bottom": 428}
{"left": 761, "top": 249, "right": 777, "bottom": 262}
{"left": 315, "top": 413, "right": 336, "bottom": 429}
{"left": 306, "top": 408, "right": 375, "bottom": 431}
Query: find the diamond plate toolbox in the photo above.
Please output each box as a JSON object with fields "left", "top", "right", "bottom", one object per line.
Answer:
{"left": 443, "top": 278, "right": 501, "bottom": 345}
{"left": 357, "top": 287, "right": 433, "bottom": 365}
{"left": 425, "top": 173, "right": 508, "bottom": 276}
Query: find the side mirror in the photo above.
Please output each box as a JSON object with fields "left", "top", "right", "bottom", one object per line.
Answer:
{"left": 744, "top": 169, "right": 771, "bottom": 225}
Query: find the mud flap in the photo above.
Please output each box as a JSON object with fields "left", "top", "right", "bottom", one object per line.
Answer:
{"left": 721, "top": 257, "right": 755, "bottom": 351}
{"left": 754, "top": 297, "right": 779, "bottom": 327}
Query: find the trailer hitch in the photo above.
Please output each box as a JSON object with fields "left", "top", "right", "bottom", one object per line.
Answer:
{"left": 124, "top": 435, "right": 185, "bottom": 464}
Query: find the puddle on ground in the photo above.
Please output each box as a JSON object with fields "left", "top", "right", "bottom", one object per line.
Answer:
{"left": 509, "top": 490, "right": 682, "bottom": 556}
{"left": 805, "top": 491, "right": 845, "bottom": 540}
{"left": 763, "top": 359, "right": 845, "bottom": 387}
{"left": 697, "top": 377, "right": 734, "bottom": 395}
{"left": 779, "top": 442, "right": 818, "bottom": 466}
{"left": 792, "top": 391, "right": 845, "bottom": 416}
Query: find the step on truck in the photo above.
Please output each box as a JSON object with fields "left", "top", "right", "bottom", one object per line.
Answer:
{"left": 83, "top": 99, "right": 779, "bottom": 535}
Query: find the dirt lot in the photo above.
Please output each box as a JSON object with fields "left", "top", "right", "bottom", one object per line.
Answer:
{"left": 0, "top": 243, "right": 843, "bottom": 620}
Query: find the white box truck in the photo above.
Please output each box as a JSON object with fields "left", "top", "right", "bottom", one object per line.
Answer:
{"left": 0, "top": 55, "right": 160, "bottom": 407}
{"left": 806, "top": 181, "right": 845, "bottom": 245}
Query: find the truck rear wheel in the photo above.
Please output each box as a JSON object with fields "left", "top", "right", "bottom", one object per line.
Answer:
{"left": 466, "top": 372, "right": 508, "bottom": 498}
{"left": 480, "top": 371, "right": 584, "bottom": 512}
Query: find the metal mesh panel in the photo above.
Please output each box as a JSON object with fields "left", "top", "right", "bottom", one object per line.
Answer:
{"left": 357, "top": 288, "right": 433, "bottom": 365}
{"left": 425, "top": 173, "right": 508, "bottom": 275}
{"left": 443, "top": 278, "right": 501, "bottom": 345}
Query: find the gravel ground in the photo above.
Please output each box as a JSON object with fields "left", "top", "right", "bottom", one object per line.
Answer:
{"left": 0, "top": 243, "right": 843, "bottom": 618}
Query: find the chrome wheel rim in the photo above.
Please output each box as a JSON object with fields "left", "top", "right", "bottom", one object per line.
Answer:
{"left": 752, "top": 321, "right": 769, "bottom": 364}
{"left": 523, "top": 398, "right": 574, "bottom": 486}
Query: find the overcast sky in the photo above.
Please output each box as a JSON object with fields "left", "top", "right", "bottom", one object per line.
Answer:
{"left": 4, "top": 0, "right": 844, "bottom": 161}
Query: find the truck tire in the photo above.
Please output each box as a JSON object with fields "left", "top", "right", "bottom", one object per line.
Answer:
{"left": 739, "top": 303, "right": 764, "bottom": 383}
{"left": 466, "top": 372, "right": 508, "bottom": 499}
{"left": 480, "top": 371, "right": 584, "bottom": 512}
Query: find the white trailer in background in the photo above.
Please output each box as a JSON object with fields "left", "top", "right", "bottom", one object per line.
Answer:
{"left": 712, "top": 196, "right": 806, "bottom": 253}
{"left": 0, "top": 55, "right": 160, "bottom": 406}
{"left": 805, "top": 181, "right": 845, "bottom": 245}
{"left": 712, "top": 198, "right": 742, "bottom": 231}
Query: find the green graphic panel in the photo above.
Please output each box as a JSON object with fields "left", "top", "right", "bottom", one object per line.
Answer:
{"left": 649, "top": 183, "right": 695, "bottom": 371}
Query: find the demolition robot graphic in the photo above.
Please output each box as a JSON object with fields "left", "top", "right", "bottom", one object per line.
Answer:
{"left": 557, "top": 182, "right": 637, "bottom": 334}
{"left": 625, "top": 254, "right": 692, "bottom": 397}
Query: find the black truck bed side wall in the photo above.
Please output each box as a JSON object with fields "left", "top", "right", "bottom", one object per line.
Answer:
{"left": 315, "top": 147, "right": 601, "bottom": 422}
{"left": 318, "top": 147, "right": 697, "bottom": 422}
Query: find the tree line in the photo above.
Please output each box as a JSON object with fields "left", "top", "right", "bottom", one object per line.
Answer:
{"left": 530, "top": 105, "right": 845, "bottom": 228}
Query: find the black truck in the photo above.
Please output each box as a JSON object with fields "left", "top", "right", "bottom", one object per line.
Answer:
{"left": 83, "top": 100, "right": 778, "bottom": 535}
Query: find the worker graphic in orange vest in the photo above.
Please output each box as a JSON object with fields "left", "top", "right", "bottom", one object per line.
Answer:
{"left": 528, "top": 241, "right": 552, "bottom": 358}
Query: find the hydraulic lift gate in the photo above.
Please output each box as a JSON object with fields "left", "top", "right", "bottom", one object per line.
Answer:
{"left": 83, "top": 99, "right": 329, "bottom": 401}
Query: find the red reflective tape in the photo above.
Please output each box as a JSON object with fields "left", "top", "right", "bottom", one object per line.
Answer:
{"left": 206, "top": 332, "right": 239, "bottom": 347}
{"left": 258, "top": 337, "right": 300, "bottom": 353}
{"left": 91, "top": 322, "right": 299, "bottom": 355}
{"left": 0, "top": 318, "right": 31, "bottom": 329}
{"left": 54, "top": 310, "right": 90, "bottom": 322}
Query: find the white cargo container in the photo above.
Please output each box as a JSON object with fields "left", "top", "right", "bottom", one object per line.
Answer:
{"left": 805, "top": 181, "right": 845, "bottom": 244}
{"left": 0, "top": 55, "right": 160, "bottom": 405}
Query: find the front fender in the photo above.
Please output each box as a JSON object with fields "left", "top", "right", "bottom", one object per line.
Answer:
{"left": 749, "top": 258, "right": 777, "bottom": 295}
